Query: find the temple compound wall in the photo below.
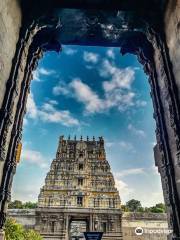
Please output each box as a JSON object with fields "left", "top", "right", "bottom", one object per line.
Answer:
{"left": 7, "top": 210, "right": 169, "bottom": 240}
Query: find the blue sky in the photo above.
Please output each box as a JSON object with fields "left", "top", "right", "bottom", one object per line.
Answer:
{"left": 12, "top": 45, "right": 164, "bottom": 206}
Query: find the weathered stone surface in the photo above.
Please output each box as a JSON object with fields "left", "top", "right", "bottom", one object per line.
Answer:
{"left": 0, "top": 1, "right": 180, "bottom": 239}
{"left": 7, "top": 209, "right": 35, "bottom": 229}
{"left": 7, "top": 210, "right": 169, "bottom": 240}
{"left": 36, "top": 136, "right": 122, "bottom": 240}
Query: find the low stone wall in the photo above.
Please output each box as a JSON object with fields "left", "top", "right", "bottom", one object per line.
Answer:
{"left": 122, "top": 212, "right": 169, "bottom": 240}
{"left": 7, "top": 210, "right": 169, "bottom": 239}
{"left": 7, "top": 209, "right": 36, "bottom": 229}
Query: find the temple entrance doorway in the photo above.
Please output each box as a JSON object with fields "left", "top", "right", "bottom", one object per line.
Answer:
{"left": 69, "top": 218, "right": 89, "bottom": 240}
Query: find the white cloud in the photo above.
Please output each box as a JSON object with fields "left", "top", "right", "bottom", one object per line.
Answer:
{"left": 26, "top": 93, "right": 38, "bottom": 119}
{"left": 83, "top": 51, "right": 99, "bottom": 64}
{"left": 63, "top": 46, "right": 77, "bottom": 55}
{"left": 118, "top": 141, "right": 135, "bottom": 151}
{"left": 104, "top": 89, "right": 135, "bottom": 111}
{"left": 53, "top": 81, "right": 70, "bottom": 96}
{"left": 114, "top": 168, "right": 145, "bottom": 178}
{"left": 101, "top": 60, "right": 135, "bottom": 91}
{"left": 151, "top": 165, "right": 160, "bottom": 176}
{"left": 70, "top": 78, "right": 105, "bottom": 114}
{"left": 39, "top": 104, "right": 79, "bottom": 126}
{"left": 21, "top": 148, "right": 48, "bottom": 169}
{"left": 52, "top": 59, "right": 146, "bottom": 114}
{"left": 106, "top": 142, "right": 115, "bottom": 148}
{"left": 26, "top": 93, "right": 79, "bottom": 127}
{"left": 106, "top": 49, "right": 115, "bottom": 59}
{"left": 23, "top": 117, "right": 28, "bottom": 126}
{"left": 106, "top": 140, "right": 135, "bottom": 152}
{"left": 53, "top": 78, "right": 136, "bottom": 114}
{"left": 48, "top": 100, "right": 58, "bottom": 105}
{"left": 33, "top": 67, "right": 56, "bottom": 82}
{"left": 12, "top": 178, "right": 44, "bottom": 202}
{"left": 114, "top": 178, "right": 134, "bottom": 200}
{"left": 85, "top": 65, "right": 94, "bottom": 70}
{"left": 113, "top": 167, "right": 164, "bottom": 206}
{"left": 128, "top": 124, "right": 146, "bottom": 138}
{"left": 136, "top": 100, "right": 147, "bottom": 107}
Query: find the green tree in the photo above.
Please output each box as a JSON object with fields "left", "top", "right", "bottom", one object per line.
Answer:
{"left": 23, "top": 202, "right": 37, "bottom": 209}
{"left": 126, "top": 199, "right": 142, "bottom": 212}
{"left": 137, "top": 206, "right": 145, "bottom": 212}
{"left": 121, "top": 205, "right": 129, "bottom": 212}
{"left": 5, "top": 218, "right": 42, "bottom": 240}
{"left": 8, "top": 200, "right": 37, "bottom": 209}
{"left": 8, "top": 200, "right": 23, "bottom": 209}
{"left": 155, "top": 203, "right": 166, "bottom": 212}
{"left": 150, "top": 206, "right": 165, "bottom": 213}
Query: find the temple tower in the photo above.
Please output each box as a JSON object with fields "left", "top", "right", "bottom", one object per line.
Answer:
{"left": 35, "top": 136, "right": 122, "bottom": 240}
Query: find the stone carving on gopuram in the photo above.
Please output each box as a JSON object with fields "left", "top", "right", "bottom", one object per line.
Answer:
{"left": 35, "top": 136, "right": 122, "bottom": 240}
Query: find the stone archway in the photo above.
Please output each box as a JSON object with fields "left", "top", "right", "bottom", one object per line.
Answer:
{"left": 0, "top": 0, "right": 180, "bottom": 239}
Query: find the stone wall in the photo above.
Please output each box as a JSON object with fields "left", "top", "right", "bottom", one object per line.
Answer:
{"left": 0, "top": 0, "right": 22, "bottom": 108}
{"left": 7, "top": 209, "right": 36, "bottom": 229}
{"left": 7, "top": 210, "right": 169, "bottom": 240}
{"left": 0, "top": 0, "right": 22, "bottom": 189}
{"left": 164, "top": 0, "right": 180, "bottom": 101}
{"left": 122, "top": 212, "right": 169, "bottom": 240}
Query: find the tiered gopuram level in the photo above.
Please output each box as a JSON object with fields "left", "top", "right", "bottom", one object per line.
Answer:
{"left": 35, "top": 136, "right": 122, "bottom": 240}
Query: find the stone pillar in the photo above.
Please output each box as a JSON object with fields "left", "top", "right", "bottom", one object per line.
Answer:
{"left": 0, "top": 230, "right": 5, "bottom": 240}
{"left": 66, "top": 214, "right": 69, "bottom": 240}
{"left": 89, "top": 214, "right": 93, "bottom": 231}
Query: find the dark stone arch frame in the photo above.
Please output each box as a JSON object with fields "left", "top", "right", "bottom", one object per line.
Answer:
{"left": 0, "top": 13, "right": 180, "bottom": 239}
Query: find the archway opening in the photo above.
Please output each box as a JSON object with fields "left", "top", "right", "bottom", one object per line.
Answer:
{"left": 70, "top": 220, "right": 88, "bottom": 240}
{"left": 8, "top": 44, "right": 168, "bottom": 239}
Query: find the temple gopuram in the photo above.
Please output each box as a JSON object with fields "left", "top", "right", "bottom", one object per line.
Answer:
{"left": 35, "top": 136, "right": 122, "bottom": 240}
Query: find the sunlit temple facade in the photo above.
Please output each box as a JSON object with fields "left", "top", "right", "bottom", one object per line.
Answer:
{"left": 35, "top": 136, "right": 122, "bottom": 240}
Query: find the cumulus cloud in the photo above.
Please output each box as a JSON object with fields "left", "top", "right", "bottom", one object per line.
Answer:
{"left": 136, "top": 100, "right": 147, "bottom": 107}
{"left": 21, "top": 148, "right": 48, "bottom": 169}
{"left": 114, "top": 178, "right": 134, "bottom": 198}
{"left": 26, "top": 93, "right": 79, "bottom": 127}
{"left": 53, "top": 78, "right": 136, "bottom": 114}
{"left": 53, "top": 81, "right": 70, "bottom": 96}
{"left": 106, "top": 48, "right": 115, "bottom": 59}
{"left": 114, "top": 168, "right": 145, "bottom": 178}
{"left": 70, "top": 78, "right": 105, "bottom": 114}
{"left": 128, "top": 124, "right": 146, "bottom": 138}
{"left": 101, "top": 59, "right": 135, "bottom": 90}
{"left": 52, "top": 59, "right": 146, "bottom": 114}
{"left": 118, "top": 141, "right": 135, "bottom": 152}
{"left": 113, "top": 166, "right": 164, "bottom": 205}
{"left": 26, "top": 93, "right": 38, "bottom": 119}
{"left": 33, "top": 67, "right": 56, "bottom": 82}
{"left": 12, "top": 178, "right": 44, "bottom": 202}
{"left": 63, "top": 46, "right": 78, "bottom": 55}
{"left": 83, "top": 51, "right": 99, "bottom": 63}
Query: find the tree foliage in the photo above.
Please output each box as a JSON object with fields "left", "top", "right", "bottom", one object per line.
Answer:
{"left": 8, "top": 200, "right": 37, "bottom": 209}
{"left": 126, "top": 199, "right": 142, "bottom": 212}
{"left": 8, "top": 200, "right": 23, "bottom": 209}
{"left": 23, "top": 202, "right": 37, "bottom": 209}
{"left": 5, "top": 218, "right": 42, "bottom": 240}
{"left": 123, "top": 199, "right": 166, "bottom": 213}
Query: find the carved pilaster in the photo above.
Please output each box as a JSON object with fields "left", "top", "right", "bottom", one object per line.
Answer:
{"left": 120, "top": 28, "right": 180, "bottom": 237}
